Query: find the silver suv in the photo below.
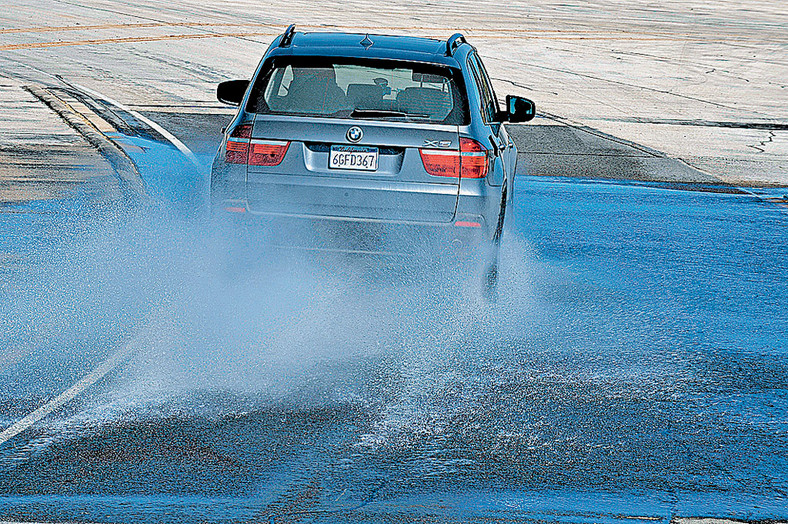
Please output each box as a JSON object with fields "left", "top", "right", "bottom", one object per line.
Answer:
{"left": 211, "top": 26, "right": 534, "bottom": 266}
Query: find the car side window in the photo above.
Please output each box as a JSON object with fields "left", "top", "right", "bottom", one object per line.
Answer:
{"left": 466, "top": 56, "right": 487, "bottom": 122}
{"left": 468, "top": 53, "right": 497, "bottom": 123}
{"left": 475, "top": 54, "right": 500, "bottom": 117}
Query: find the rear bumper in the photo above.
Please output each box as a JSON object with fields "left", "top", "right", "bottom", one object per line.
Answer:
{"left": 211, "top": 198, "right": 491, "bottom": 255}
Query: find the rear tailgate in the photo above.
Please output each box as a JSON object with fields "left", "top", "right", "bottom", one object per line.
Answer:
{"left": 246, "top": 116, "right": 460, "bottom": 223}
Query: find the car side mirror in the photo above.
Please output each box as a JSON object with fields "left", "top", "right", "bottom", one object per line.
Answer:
{"left": 217, "top": 80, "right": 250, "bottom": 106}
{"left": 504, "top": 95, "right": 535, "bottom": 123}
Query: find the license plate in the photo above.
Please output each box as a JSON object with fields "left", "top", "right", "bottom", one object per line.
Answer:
{"left": 329, "top": 145, "right": 379, "bottom": 171}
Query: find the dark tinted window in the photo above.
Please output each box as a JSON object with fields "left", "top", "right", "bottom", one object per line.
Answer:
{"left": 468, "top": 53, "right": 499, "bottom": 123}
{"left": 249, "top": 58, "right": 469, "bottom": 125}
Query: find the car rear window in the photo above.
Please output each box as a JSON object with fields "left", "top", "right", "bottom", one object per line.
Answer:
{"left": 248, "top": 57, "right": 469, "bottom": 125}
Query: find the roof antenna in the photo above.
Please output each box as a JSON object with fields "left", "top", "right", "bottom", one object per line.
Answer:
{"left": 360, "top": 34, "right": 373, "bottom": 49}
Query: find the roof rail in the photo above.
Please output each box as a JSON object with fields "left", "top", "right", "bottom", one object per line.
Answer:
{"left": 279, "top": 24, "right": 296, "bottom": 47}
{"left": 445, "top": 33, "right": 466, "bottom": 56}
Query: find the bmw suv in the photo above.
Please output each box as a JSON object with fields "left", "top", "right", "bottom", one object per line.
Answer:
{"left": 211, "top": 25, "right": 534, "bottom": 264}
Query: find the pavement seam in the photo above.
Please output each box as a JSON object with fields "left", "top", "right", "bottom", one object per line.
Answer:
{"left": 22, "top": 84, "right": 148, "bottom": 202}
{"left": 673, "top": 156, "right": 788, "bottom": 208}
{"left": 536, "top": 110, "right": 669, "bottom": 158}
{"left": 492, "top": 78, "right": 748, "bottom": 187}
{"left": 530, "top": 110, "right": 737, "bottom": 187}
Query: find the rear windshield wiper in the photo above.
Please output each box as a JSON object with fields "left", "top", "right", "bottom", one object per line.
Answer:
{"left": 350, "top": 109, "right": 430, "bottom": 120}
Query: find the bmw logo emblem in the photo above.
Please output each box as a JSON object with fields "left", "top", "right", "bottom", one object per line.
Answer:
{"left": 346, "top": 126, "right": 363, "bottom": 143}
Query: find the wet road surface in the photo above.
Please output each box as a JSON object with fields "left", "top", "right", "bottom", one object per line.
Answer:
{"left": 0, "top": 132, "right": 786, "bottom": 521}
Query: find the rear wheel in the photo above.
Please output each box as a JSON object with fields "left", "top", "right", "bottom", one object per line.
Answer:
{"left": 482, "top": 187, "right": 507, "bottom": 301}
{"left": 482, "top": 256, "right": 499, "bottom": 302}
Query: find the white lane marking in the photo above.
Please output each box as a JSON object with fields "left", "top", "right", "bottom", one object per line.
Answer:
{"left": 0, "top": 339, "right": 139, "bottom": 446}
{"left": 0, "top": 306, "right": 175, "bottom": 445}
{"left": 70, "top": 81, "right": 201, "bottom": 168}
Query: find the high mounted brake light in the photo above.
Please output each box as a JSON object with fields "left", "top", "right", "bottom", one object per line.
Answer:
{"left": 419, "top": 137, "right": 489, "bottom": 179}
{"left": 225, "top": 124, "right": 289, "bottom": 166}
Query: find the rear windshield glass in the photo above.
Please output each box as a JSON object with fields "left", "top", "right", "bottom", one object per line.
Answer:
{"left": 248, "top": 57, "right": 468, "bottom": 125}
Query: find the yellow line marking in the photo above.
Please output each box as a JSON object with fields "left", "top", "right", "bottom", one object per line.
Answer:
{"left": 63, "top": 99, "right": 116, "bottom": 134}
{"left": 1, "top": 21, "right": 783, "bottom": 39}
{"left": 0, "top": 21, "right": 280, "bottom": 34}
{"left": 0, "top": 31, "right": 278, "bottom": 50}
{"left": 1, "top": 22, "right": 781, "bottom": 51}
{"left": 1, "top": 30, "right": 764, "bottom": 51}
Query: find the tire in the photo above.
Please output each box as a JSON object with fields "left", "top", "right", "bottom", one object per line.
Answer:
{"left": 482, "top": 256, "right": 499, "bottom": 302}
{"left": 482, "top": 186, "right": 507, "bottom": 301}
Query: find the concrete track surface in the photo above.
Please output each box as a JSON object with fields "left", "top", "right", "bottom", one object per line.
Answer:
{"left": 0, "top": 1, "right": 787, "bottom": 523}
{"left": 0, "top": 0, "right": 786, "bottom": 186}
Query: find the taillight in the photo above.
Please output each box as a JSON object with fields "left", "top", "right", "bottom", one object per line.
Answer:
{"left": 419, "top": 138, "right": 489, "bottom": 179}
{"left": 459, "top": 138, "right": 489, "bottom": 179}
{"left": 224, "top": 125, "right": 290, "bottom": 166}
{"left": 419, "top": 149, "right": 460, "bottom": 177}
{"left": 248, "top": 139, "right": 289, "bottom": 166}
{"left": 225, "top": 124, "right": 251, "bottom": 164}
